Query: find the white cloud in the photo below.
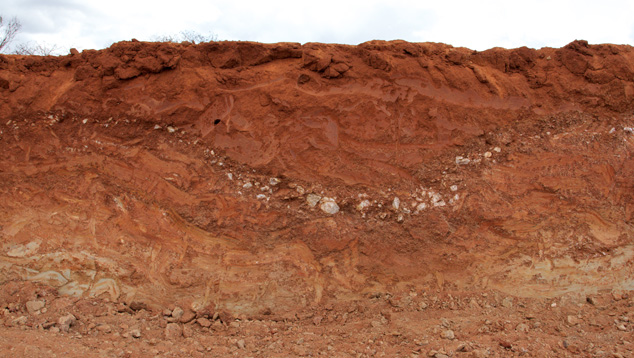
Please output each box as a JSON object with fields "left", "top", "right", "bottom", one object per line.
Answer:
{"left": 2, "top": 0, "right": 633, "bottom": 53}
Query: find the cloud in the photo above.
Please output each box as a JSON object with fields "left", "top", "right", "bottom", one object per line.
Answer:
{"left": 2, "top": 0, "right": 634, "bottom": 52}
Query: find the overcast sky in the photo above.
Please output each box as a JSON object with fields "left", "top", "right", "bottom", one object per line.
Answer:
{"left": 3, "top": 0, "right": 634, "bottom": 54}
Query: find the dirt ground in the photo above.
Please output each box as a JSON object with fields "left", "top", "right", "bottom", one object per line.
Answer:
{"left": 1, "top": 39, "right": 634, "bottom": 356}
{"left": 1, "top": 280, "right": 633, "bottom": 357}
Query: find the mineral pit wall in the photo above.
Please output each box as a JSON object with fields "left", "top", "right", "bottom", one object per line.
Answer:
{"left": 1, "top": 39, "right": 634, "bottom": 316}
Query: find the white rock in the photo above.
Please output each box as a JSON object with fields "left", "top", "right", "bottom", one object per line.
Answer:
{"left": 392, "top": 197, "right": 400, "bottom": 210}
{"left": 256, "top": 194, "right": 268, "bottom": 200}
{"left": 269, "top": 178, "right": 281, "bottom": 186}
{"left": 455, "top": 156, "right": 470, "bottom": 165}
{"left": 431, "top": 193, "right": 445, "bottom": 207}
{"left": 242, "top": 182, "right": 253, "bottom": 189}
{"left": 356, "top": 200, "right": 371, "bottom": 211}
{"left": 319, "top": 198, "right": 340, "bottom": 215}
{"left": 306, "top": 194, "right": 322, "bottom": 207}
{"left": 227, "top": 173, "right": 233, "bottom": 180}
{"left": 167, "top": 126, "right": 176, "bottom": 133}
{"left": 450, "top": 185, "right": 458, "bottom": 192}
{"left": 415, "top": 202, "right": 427, "bottom": 212}
{"left": 493, "top": 147, "right": 501, "bottom": 152}
{"left": 483, "top": 151, "right": 492, "bottom": 158}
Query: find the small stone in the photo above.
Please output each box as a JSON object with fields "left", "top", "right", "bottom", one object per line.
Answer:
{"left": 179, "top": 309, "right": 196, "bottom": 323}
{"left": 396, "top": 213, "right": 404, "bottom": 223}
{"left": 450, "top": 185, "right": 458, "bottom": 192}
{"left": 58, "top": 314, "right": 76, "bottom": 332}
{"left": 49, "top": 326, "right": 60, "bottom": 333}
{"left": 493, "top": 147, "right": 501, "bottom": 153}
{"left": 616, "top": 324, "right": 627, "bottom": 331}
{"left": 242, "top": 182, "right": 253, "bottom": 189}
{"left": 516, "top": 323, "right": 530, "bottom": 332}
{"left": 567, "top": 315, "right": 580, "bottom": 326}
{"left": 167, "top": 126, "right": 176, "bottom": 133}
{"left": 26, "top": 300, "right": 45, "bottom": 314}
{"left": 501, "top": 297, "right": 513, "bottom": 308}
{"left": 319, "top": 198, "right": 340, "bottom": 215}
{"left": 196, "top": 317, "right": 212, "bottom": 328}
{"left": 70, "top": 48, "right": 79, "bottom": 55}
{"left": 455, "top": 156, "right": 470, "bottom": 165}
{"left": 12, "top": 316, "right": 28, "bottom": 326}
{"left": 392, "top": 197, "right": 400, "bottom": 210}
{"left": 415, "top": 202, "right": 427, "bottom": 212}
{"left": 165, "top": 323, "right": 182, "bottom": 340}
{"left": 182, "top": 324, "right": 193, "bottom": 338}
{"left": 130, "top": 329, "right": 141, "bottom": 338}
{"left": 468, "top": 299, "right": 480, "bottom": 309}
{"left": 441, "top": 330, "right": 455, "bottom": 340}
{"left": 96, "top": 324, "right": 112, "bottom": 333}
{"left": 171, "top": 307, "right": 184, "bottom": 320}
{"left": 306, "top": 194, "right": 321, "bottom": 207}
{"left": 162, "top": 308, "right": 172, "bottom": 316}
{"left": 483, "top": 151, "right": 492, "bottom": 158}
{"left": 269, "top": 178, "right": 281, "bottom": 186}
{"left": 499, "top": 340, "right": 512, "bottom": 349}
{"left": 237, "top": 339, "right": 246, "bottom": 349}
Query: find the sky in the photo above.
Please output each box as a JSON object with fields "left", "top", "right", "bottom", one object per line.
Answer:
{"left": 2, "top": 0, "right": 634, "bottom": 54}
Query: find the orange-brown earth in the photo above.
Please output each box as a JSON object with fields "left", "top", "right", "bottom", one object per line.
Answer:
{"left": 0, "top": 39, "right": 634, "bottom": 357}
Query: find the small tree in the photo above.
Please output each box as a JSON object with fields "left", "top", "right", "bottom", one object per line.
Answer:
{"left": 13, "top": 41, "right": 60, "bottom": 56}
{"left": 0, "top": 16, "right": 21, "bottom": 53}
{"left": 153, "top": 30, "right": 217, "bottom": 44}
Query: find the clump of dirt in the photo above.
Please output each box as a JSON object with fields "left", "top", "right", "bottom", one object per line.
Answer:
{"left": 1, "top": 39, "right": 634, "bottom": 356}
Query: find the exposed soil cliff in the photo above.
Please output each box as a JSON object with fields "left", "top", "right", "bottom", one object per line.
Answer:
{"left": 1, "top": 39, "right": 634, "bottom": 356}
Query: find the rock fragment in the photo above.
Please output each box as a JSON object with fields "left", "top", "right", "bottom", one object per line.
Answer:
{"left": 306, "top": 194, "right": 321, "bottom": 207}
{"left": 441, "top": 329, "right": 455, "bottom": 340}
{"left": 237, "top": 339, "right": 246, "bottom": 349}
{"left": 58, "top": 313, "right": 76, "bottom": 332}
{"left": 165, "top": 323, "right": 183, "bottom": 339}
{"left": 26, "top": 300, "right": 45, "bottom": 314}
{"left": 179, "top": 309, "right": 196, "bottom": 323}
{"left": 196, "top": 317, "right": 212, "bottom": 328}
{"left": 171, "top": 307, "right": 184, "bottom": 320}
{"left": 392, "top": 197, "right": 400, "bottom": 210}
{"left": 566, "top": 315, "right": 580, "bottom": 326}
{"left": 356, "top": 199, "right": 371, "bottom": 211}
{"left": 455, "top": 156, "right": 470, "bottom": 165}
{"left": 319, "top": 197, "right": 339, "bottom": 215}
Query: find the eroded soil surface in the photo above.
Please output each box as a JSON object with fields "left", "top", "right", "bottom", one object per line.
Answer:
{"left": 1, "top": 39, "right": 634, "bottom": 356}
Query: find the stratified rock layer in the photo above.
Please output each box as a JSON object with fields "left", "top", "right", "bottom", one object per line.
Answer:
{"left": 1, "top": 39, "right": 633, "bottom": 315}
